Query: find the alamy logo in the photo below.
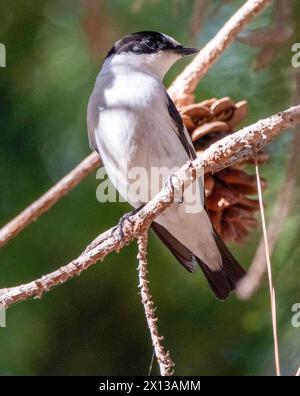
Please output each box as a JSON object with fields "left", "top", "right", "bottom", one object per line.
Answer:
{"left": 291, "top": 303, "right": 300, "bottom": 328}
{"left": 95, "top": 161, "right": 204, "bottom": 213}
{"left": 291, "top": 43, "right": 300, "bottom": 68}
{"left": 0, "top": 305, "right": 6, "bottom": 327}
{"left": 0, "top": 43, "right": 6, "bottom": 67}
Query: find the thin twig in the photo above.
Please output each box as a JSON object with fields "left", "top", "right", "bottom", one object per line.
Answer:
{"left": 238, "top": 0, "right": 291, "bottom": 47}
{"left": 168, "top": 0, "right": 272, "bottom": 106}
{"left": 0, "top": 0, "right": 271, "bottom": 249}
{"left": 189, "top": 0, "right": 210, "bottom": 42}
{"left": 236, "top": 130, "right": 300, "bottom": 299}
{"left": 237, "top": 0, "right": 292, "bottom": 70}
{"left": 0, "top": 152, "right": 101, "bottom": 248}
{"left": 254, "top": 157, "right": 281, "bottom": 376}
{"left": 148, "top": 350, "right": 155, "bottom": 376}
{"left": 236, "top": 70, "right": 300, "bottom": 299}
{"left": 137, "top": 231, "right": 174, "bottom": 376}
{"left": 0, "top": 105, "right": 300, "bottom": 309}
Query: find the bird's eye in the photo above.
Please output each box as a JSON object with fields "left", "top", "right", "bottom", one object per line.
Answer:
{"left": 145, "top": 38, "right": 157, "bottom": 50}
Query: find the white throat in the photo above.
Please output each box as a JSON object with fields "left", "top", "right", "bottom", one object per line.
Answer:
{"left": 102, "top": 51, "right": 182, "bottom": 81}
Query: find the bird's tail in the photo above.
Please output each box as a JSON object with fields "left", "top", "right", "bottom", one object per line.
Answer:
{"left": 151, "top": 222, "right": 245, "bottom": 300}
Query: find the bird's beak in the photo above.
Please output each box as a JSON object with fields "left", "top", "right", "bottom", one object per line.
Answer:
{"left": 173, "top": 46, "right": 199, "bottom": 56}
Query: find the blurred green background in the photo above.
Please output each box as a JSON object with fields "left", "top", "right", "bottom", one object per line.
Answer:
{"left": 0, "top": 0, "right": 299, "bottom": 376}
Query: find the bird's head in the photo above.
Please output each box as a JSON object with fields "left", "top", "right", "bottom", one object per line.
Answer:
{"left": 103, "top": 31, "right": 199, "bottom": 80}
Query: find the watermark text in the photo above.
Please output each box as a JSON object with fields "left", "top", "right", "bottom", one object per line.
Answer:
{"left": 0, "top": 305, "right": 6, "bottom": 327}
{"left": 291, "top": 43, "right": 300, "bottom": 68}
{"left": 95, "top": 161, "right": 204, "bottom": 213}
{"left": 291, "top": 303, "right": 300, "bottom": 328}
{"left": 0, "top": 43, "right": 6, "bottom": 67}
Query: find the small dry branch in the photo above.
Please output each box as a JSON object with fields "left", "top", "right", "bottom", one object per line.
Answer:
{"left": 0, "top": 105, "right": 300, "bottom": 309}
{"left": 137, "top": 231, "right": 174, "bottom": 376}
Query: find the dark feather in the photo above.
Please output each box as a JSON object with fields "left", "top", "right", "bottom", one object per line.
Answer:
{"left": 151, "top": 221, "right": 197, "bottom": 272}
{"left": 105, "top": 31, "right": 181, "bottom": 59}
{"left": 212, "top": 229, "right": 246, "bottom": 287}
{"left": 151, "top": 222, "right": 246, "bottom": 300}
{"left": 166, "top": 93, "right": 196, "bottom": 160}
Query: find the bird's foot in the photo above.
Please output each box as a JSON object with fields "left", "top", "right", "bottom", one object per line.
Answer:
{"left": 111, "top": 205, "right": 145, "bottom": 241}
{"left": 165, "top": 173, "right": 184, "bottom": 203}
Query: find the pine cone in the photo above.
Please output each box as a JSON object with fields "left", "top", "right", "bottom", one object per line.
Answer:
{"left": 180, "top": 97, "right": 267, "bottom": 244}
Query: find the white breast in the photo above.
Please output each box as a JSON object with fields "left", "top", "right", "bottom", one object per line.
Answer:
{"left": 88, "top": 64, "right": 189, "bottom": 205}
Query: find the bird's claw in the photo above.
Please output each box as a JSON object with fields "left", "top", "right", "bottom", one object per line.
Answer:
{"left": 111, "top": 212, "right": 134, "bottom": 241}
{"left": 165, "top": 173, "right": 184, "bottom": 203}
{"left": 111, "top": 206, "right": 144, "bottom": 241}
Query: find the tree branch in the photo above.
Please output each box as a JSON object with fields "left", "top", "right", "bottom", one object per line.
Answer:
{"left": 236, "top": 68, "right": 300, "bottom": 299}
{"left": 253, "top": 158, "right": 281, "bottom": 376}
{"left": 137, "top": 231, "right": 174, "bottom": 376}
{"left": 0, "top": 0, "right": 271, "bottom": 249}
{"left": 236, "top": 129, "right": 300, "bottom": 299}
{"left": 168, "top": 0, "right": 272, "bottom": 106}
{"left": 1, "top": 104, "right": 299, "bottom": 309}
{"left": 0, "top": 152, "right": 101, "bottom": 248}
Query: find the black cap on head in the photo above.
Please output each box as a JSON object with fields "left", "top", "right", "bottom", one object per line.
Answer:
{"left": 105, "top": 31, "right": 199, "bottom": 58}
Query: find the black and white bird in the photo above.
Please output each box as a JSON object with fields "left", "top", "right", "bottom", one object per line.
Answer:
{"left": 87, "top": 31, "right": 245, "bottom": 300}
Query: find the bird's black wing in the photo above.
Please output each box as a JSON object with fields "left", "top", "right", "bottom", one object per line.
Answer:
{"left": 166, "top": 93, "right": 196, "bottom": 160}
{"left": 151, "top": 221, "right": 245, "bottom": 300}
{"left": 156, "top": 93, "right": 246, "bottom": 300}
